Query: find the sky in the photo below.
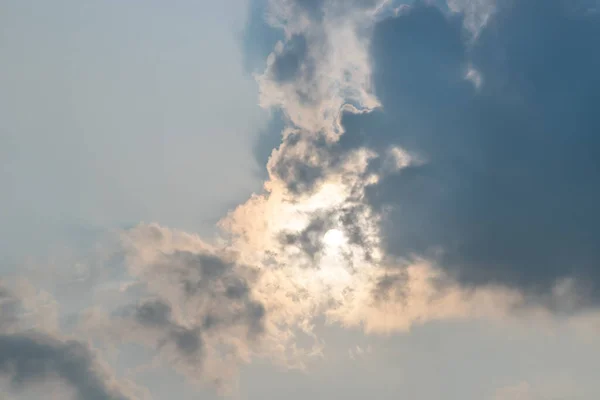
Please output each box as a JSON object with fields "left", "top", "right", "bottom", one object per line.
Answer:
{"left": 1, "top": 0, "right": 600, "bottom": 399}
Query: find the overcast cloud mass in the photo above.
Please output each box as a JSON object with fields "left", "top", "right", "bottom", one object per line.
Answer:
{"left": 2, "top": 0, "right": 600, "bottom": 399}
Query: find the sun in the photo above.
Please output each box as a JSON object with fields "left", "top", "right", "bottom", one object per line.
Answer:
{"left": 323, "top": 228, "right": 346, "bottom": 249}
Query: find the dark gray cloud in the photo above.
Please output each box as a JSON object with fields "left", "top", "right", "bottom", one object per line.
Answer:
{"left": 335, "top": 0, "right": 600, "bottom": 303}
{"left": 0, "top": 333, "right": 133, "bottom": 400}
{"left": 116, "top": 298, "right": 205, "bottom": 368}
{"left": 0, "top": 284, "right": 135, "bottom": 399}
{"left": 135, "top": 299, "right": 173, "bottom": 328}
{"left": 169, "top": 327, "right": 202, "bottom": 355}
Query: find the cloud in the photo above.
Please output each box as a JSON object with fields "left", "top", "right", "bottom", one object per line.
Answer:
{"left": 78, "top": 224, "right": 300, "bottom": 392}
{"left": 0, "top": 284, "right": 138, "bottom": 400}
{"left": 222, "top": 142, "right": 531, "bottom": 335}
{"left": 0, "top": 334, "right": 134, "bottom": 400}
{"left": 230, "top": 0, "right": 538, "bottom": 335}
{"left": 223, "top": 2, "right": 600, "bottom": 347}
{"left": 211, "top": 0, "right": 600, "bottom": 346}
{"left": 334, "top": 0, "right": 600, "bottom": 305}
{"left": 256, "top": 0, "right": 381, "bottom": 136}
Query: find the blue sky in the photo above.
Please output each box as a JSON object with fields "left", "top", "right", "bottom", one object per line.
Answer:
{"left": 1, "top": 1, "right": 600, "bottom": 399}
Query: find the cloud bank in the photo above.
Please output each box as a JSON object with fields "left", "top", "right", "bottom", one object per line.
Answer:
{"left": 338, "top": 0, "right": 600, "bottom": 304}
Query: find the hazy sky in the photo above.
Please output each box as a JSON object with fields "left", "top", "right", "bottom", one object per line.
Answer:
{"left": 2, "top": 1, "right": 600, "bottom": 399}
{"left": 1, "top": 0, "right": 263, "bottom": 255}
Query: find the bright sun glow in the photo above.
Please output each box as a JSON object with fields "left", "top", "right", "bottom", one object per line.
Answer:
{"left": 323, "top": 228, "right": 346, "bottom": 248}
